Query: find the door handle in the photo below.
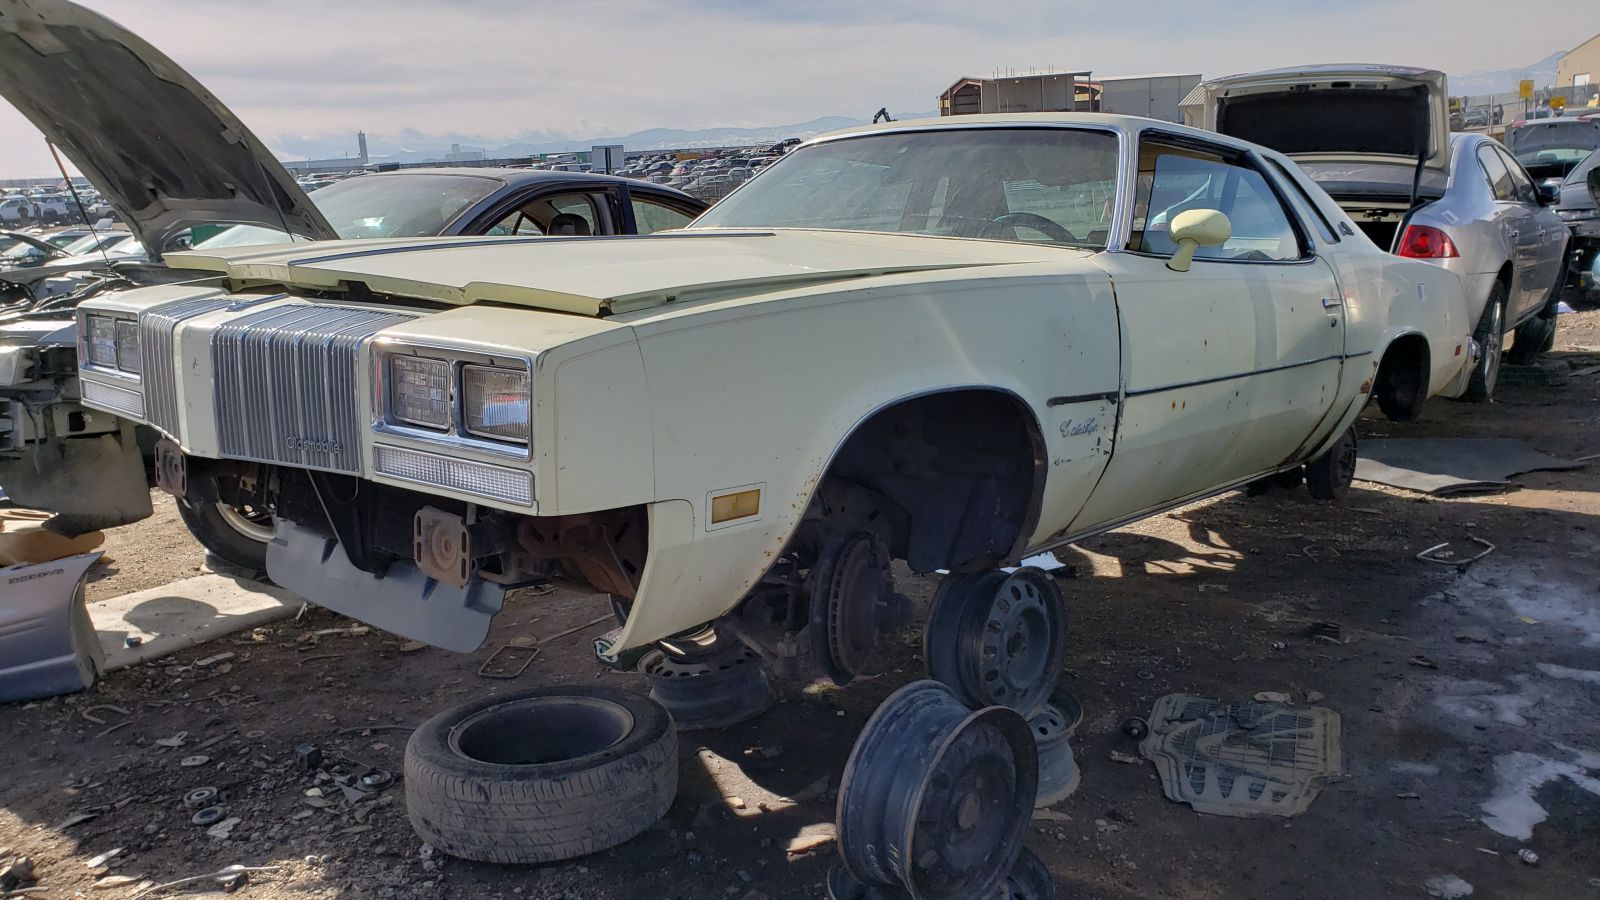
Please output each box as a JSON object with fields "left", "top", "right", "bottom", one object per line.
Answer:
{"left": 1321, "top": 297, "right": 1342, "bottom": 309}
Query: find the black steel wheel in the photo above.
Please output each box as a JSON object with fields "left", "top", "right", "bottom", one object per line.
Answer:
{"left": 924, "top": 568, "right": 1067, "bottom": 717}
{"left": 1306, "top": 426, "right": 1358, "bottom": 502}
{"left": 998, "top": 848, "right": 1056, "bottom": 899}
{"left": 404, "top": 686, "right": 675, "bottom": 863}
{"left": 836, "top": 680, "right": 1037, "bottom": 900}
{"left": 638, "top": 643, "right": 774, "bottom": 731}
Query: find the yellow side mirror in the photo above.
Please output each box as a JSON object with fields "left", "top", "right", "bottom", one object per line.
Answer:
{"left": 1166, "top": 209, "right": 1232, "bottom": 272}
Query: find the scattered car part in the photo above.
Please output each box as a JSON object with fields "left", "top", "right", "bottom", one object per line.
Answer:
{"left": 356, "top": 770, "right": 394, "bottom": 793}
{"left": 1120, "top": 716, "right": 1151, "bottom": 740}
{"left": 404, "top": 686, "right": 676, "bottom": 863}
{"left": 836, "top": 680, "right": 1037, "bottom": 900}
{"left": 189, "top": 805, "right": 229, "bottom": 827}
{"left": 0, "top": 551, "right": 103, "bottom": 702}
{"left": 1305, "top": 426, "right": 1358, "bottom": 502}
{"left": 1139, "top": 693, "right": 1342, "bottom": 818}
{"left": 179, "top": 755, "right": 209, "bottom": 768}
{"left": 293, "top": 744, "right": 322, "bottom": 773}
{"left": 1356, "top": 436, "right": 1583, "bottom": 495}
{"left": 476, "top": 641, "right": 540, "bottom": 680}
{"left": 592, "top": 627, "right": 652, "bottom": 671}
{"left": 638, "top": 643, "right": 774, "bottom": 731}
{"left": 0, "top": 508, "right": 103, "bottom": 566}
{"left": 1031, "top": 692, "right": 1083, "bottom": 808}
{"left": 183, "top": 787, "right": 219, "bottom": 809}
{"left": 1416, "top": 537, "right": 1496, "bottom": 569}
{"left": 924, "top": 568, "right": 1067, "bottom": 717}
{"left": 808, "top": 531, "right": 899, "bottom": 685}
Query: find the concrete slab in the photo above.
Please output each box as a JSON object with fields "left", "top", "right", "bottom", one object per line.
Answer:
{"left": 91, "top": 573, "right": 300, "bottom": 671}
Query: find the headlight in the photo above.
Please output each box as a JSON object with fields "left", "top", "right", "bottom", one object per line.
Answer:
{"left": 1557, "top": 208, "right": 1599, "bottom": 222}
{"left": 389, "top": 355, "right": 450, "bottom": 430}
{"left": 114, "top": 319, "right": 141, "bottom": 374}
{"left": 462, "top": 365, "right": 530, "bottom": 443}
{"left": 86, "top": 315, "right": 118, "bottom": 368}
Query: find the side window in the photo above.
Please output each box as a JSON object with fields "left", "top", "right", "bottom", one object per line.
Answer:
{"left": 548, "top": 194, "right": 599, "bottom": 235}
{"left": 1496, "top": 148, "right": 1537, "bottom": 204}
{"left": 1266, "top": 159, "right": 1338, "bottom": 243}
{"left": 630, "top": 197, "right": 695, "bottom": 234}
{"left": 1477, "top": 147, "right": 1516, "bottom": 202}
{"left": 1129, "top": 143, "right": 1304, "bottom": 262}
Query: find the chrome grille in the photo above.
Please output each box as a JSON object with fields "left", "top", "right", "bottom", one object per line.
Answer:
{"left": 212, "top": 305, "right": 415, "bottom": 473}
{"left": 139, "top": 294, "right": 232, "bottom": 438}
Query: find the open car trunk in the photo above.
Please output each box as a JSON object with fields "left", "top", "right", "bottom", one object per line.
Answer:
{"left": 1196, "top": 65, "right": 1451, "bottom": 249}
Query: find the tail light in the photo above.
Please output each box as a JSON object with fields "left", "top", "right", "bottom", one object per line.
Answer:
{"left": 1396, "top": 224, "right": 1459, "bottom": 259}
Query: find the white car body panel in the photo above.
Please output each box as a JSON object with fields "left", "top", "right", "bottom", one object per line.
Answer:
{"left": 72, "top": 114, "right": 1476, "bottom": 652}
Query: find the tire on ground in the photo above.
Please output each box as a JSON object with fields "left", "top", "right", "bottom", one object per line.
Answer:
{"left": 404, "top": 685, "right": 676, "bottom": 863}
{"left": 174, "top": 495, "right": 270, "bottom": 571}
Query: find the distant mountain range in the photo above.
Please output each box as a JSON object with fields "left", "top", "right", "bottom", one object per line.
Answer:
{"left": 281, "top": 112, "right": 939, "bottom": 166}
{"left": 1450, "top": 52, "right": 1563, "bottom": 98}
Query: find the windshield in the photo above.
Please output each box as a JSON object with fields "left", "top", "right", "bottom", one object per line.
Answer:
{"left": 1507, "top": 121, "right": 1600, "bottom": 164}
{"left": 692, "top": 128, "right": 1120, "bottom": 248}
{"left": 309, "top": 173, "right": 499, "bottom": 238}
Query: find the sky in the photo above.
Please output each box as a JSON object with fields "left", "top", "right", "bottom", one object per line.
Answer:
{"left": 0, "top": 0, "right": 1587, "bottom": 178}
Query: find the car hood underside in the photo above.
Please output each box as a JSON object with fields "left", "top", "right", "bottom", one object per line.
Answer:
{"left": 0, "top": 0, "right": 335, "bottom": 258}
{"left": 163, "top": 230, "right": 1078, "bottom": 316}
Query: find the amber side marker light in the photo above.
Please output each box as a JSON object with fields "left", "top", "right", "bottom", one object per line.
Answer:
{"left": 711, "top": 488, "right": 761, "bottom": 524}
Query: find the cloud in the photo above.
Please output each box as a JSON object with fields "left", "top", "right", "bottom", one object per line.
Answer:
{"left": 0, "top": 0, "right": 1587, "bottom": 177}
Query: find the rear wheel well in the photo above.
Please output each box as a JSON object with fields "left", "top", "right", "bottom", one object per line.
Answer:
{"left": 1372, "top": 333, "right": 1429, "bottom": 422}
{"left": 814, "top": 390, "right": 1043, "bottom": 573}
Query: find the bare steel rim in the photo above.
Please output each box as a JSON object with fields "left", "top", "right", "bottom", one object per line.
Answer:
{"left": 836, "top": 680, "right": 1037, "bottom": 900}
{"left": 215, "top": 501, "right": 275, "bottom": 543}
{"left": 447, "top": 696, "right": 634, "bottom": 767}
{"left": 925, "top": 567, "right": 1067, "bottom": 717}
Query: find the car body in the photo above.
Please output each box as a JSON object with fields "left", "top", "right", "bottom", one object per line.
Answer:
{"left": 68, "top": 113, "right": 1472, "bottom": 662}
{"left": 1554, "top": 148, "right": 1600, "bottom": 299}
{"left": 0, "top": 0, "right": 706, "bottom": 540}
{"left": 1505, "top": 115, "right": 1600, "bottom": 186}
{"left": 1196, "top": 65, "right": 1570, "bottom": 402}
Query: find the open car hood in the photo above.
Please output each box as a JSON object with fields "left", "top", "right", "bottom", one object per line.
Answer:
{"left": 1196, "top": 65, "right": 1451, "bottom": 176}
{"left": 0, "top": 0, "right": 337, "bottom": 260}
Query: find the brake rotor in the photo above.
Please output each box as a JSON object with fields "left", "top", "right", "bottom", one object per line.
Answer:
{"left": 809, "top": 532, "right": 893, "bottom": 685}
{"left": 925, "top": 567, "right": 1067, "bottom": 717}
{"left": 836, "top": 680, "right": 1036, "bottom": 900}
{"left": 639, "top": 643, "right": 773, "bottom": 731}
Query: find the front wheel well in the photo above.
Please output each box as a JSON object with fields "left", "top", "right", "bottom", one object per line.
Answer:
{"left": 1371, "top": 333, "right": 1430, "bottom": 422}
{"left": 813, "top": 389, "right": 1044, "bottom": 573}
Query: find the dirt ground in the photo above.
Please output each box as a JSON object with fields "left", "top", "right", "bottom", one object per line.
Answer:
{"left": 3, "top": 312, "right": 1599, "bottom": 899}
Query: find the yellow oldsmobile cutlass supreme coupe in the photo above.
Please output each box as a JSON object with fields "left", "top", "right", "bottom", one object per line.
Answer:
{"left": 71, "top": 113, "right": 1475, "bottom": 675}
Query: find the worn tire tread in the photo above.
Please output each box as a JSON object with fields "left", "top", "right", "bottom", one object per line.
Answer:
{"left": 404, "top": 687, "right": 676, "bottom": 864}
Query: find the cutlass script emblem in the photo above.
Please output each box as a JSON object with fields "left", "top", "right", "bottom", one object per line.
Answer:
{"left": 286, "top": 436, "right": 344, "bottom": 454}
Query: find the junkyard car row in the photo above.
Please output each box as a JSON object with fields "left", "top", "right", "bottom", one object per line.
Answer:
{"left": 2, "top": 0, "right": 1598, "bottom": 894}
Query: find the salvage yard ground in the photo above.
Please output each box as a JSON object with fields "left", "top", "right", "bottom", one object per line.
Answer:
{"left": 4, "top": 312, "right": 1600, "bottom": 899}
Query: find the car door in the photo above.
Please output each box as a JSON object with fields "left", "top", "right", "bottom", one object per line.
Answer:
{"left": 1496, "top": 146, "right": 1566, "bottom": 315}
{"left": 1477, "top": 146, "right": 1542, "bottom": 318}
{"left": 623, "top": 187, "right": 706, "bottom": 234}
{"left": 1071, "top": 136, "right": 1345, "bottom": 530}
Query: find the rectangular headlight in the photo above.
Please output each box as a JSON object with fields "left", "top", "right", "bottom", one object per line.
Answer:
{"left": 389, "top": 355, "right": 450, "bottom": 430}
{"left": 462, "top": 365, "right": 530, "bottom": 443}
{"left": 87, "top": 315, "right": 117, "bottom": 368}
{"left": 114, "top": 319, "right": 142, "bottom": 374}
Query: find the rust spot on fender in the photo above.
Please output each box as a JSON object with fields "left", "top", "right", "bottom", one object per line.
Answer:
{"left": 1360, "top": 379, "right": 1373, "bottom": 393}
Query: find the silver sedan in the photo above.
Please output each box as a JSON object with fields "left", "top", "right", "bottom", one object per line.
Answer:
{"left": 1402, "top": 133, "right": 1569, "bottom": 398}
